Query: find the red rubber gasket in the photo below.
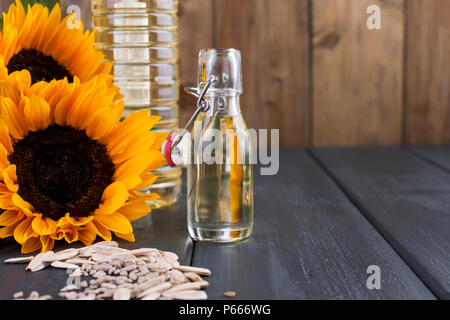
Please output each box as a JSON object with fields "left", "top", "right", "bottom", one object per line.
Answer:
{"left": 164, "top": 132, "right": 177, "bottom": 167}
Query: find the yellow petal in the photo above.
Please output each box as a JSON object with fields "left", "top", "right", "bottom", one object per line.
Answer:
{"left": 31, "top": 214, "right": 57, "bottom": 235}
{"left": 85, "top": 106, "right": 119, "bottom": 140}
{"left": 0, "top": 144, "right": 11, "bottom": 172}
{"left": 117, "top": 199, "right": 151, "bottom": 222}
{"left": 13, "top": 217, "right": 37, "bottom": 244}
{"left": 0, "top": 209, "right": 24, "bottom": 226}
{"left": 95, "top": 182, "right": 129, "bottom": 215}
{"left": 94, "top": 212, "right": 133, "bottom": 235}
{"left": 78, "top": 227, "right": 96, "bottom": 247}
{"left": 0, "top": 184, "right": 14, "bottom": 208}
{"left": 40, "top": 235, "right": 55, "bottom": 252}
{"left": 23, "top": 95, "right": 51, "bottom": 132}
{"left": 0, "top": 97, "right": 27, "bottom": 140}
{"left": 63, "top": 228, "right": 78, "bottom": 244}
{"left": 114, "top": 232, "right": 135, "bottom": 242}
{"left": 12, "top": 193, "right": 33, "bottom": 216}
{"left": 2, "top": 165, "right": 18, "bottom": 192}
{"left": 0, "top": 220, "right": 20, "bottom": 239}
{"left": 0, "top": 120, "right": 13, "bottom": 153}
{"left": 63, "top": 213, "right": 94, "bottom": 226}
{"left": 87, "top": 220, "right": 112, "bottom": 241}
{"left": 21, "top": 236, "right": 42, "bottom": 254}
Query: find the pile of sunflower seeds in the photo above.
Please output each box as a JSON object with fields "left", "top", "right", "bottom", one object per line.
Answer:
{"left": 4, "top": 241, "right": 211, "bottom": 300}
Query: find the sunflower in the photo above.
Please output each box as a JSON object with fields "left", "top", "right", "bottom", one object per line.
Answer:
{"left": 0, "top": 0, "right": 121, "bottom": 100}
{"left": 0, "top": 77, "right": 167, "bottom": 253}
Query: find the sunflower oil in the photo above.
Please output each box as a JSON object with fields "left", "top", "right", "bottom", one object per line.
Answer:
{"left": 184, "top": 49, "right": 254, "bottom": 242}
{"left": 91, "top": 0, "right": 181, "bottom": 208}
{"left": 188, "top": 114, "right": 254, "bottom": 242}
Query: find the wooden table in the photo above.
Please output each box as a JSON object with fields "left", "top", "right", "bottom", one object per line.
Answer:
{"left": 0, "top": 147, "right": 449, "bottom": 300}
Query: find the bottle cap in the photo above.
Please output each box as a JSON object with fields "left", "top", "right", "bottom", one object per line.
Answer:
{"left": 198, "top": 48, "right": 243, "bottom": 95}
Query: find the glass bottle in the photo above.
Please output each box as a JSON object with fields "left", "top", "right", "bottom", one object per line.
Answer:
{"left": 91, "top": 0, "right": 182, "bottom": 208}
{"left": 166, "top": 49, "right": 254, "bottom": 242}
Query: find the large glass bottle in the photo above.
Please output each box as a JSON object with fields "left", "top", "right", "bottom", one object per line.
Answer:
{"left": 187, "top": 49, "right": 254, "bottom": 242}
{"left": 91, "top": 0, "right": 182, "bottom": 208}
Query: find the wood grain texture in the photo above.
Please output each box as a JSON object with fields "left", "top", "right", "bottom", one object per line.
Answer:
{"left": 313, "top": 0, "right": 404, "bottom": 146}
{"left": 312, "top": 147, "right": 450, "bottom": 299}
{"left": 0, "top": 0, "right": 13, "bottom": 12}
{"left": 192, "top": 150, "right": 434, "bottom": 300}
{"left": 60, "top": 0, "right": 92, "bottom": 30}
{"left": 405, "top": 0, "right": 450, "bottom": 145}
{"left": 178, "top": 0, "right": 214, "bottom": 128}
{"left": 213, "top": 0, "right": 311, "bottom": 148}
{"left": 409, "top": 146, "right": 450, "bottom": 172}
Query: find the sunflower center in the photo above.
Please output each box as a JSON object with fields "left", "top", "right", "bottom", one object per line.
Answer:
{"left": 8, "top": 125, "right": 115, "bottom": 220}
{"left": 7, "top": 49, "right": 74, "bottom": 84}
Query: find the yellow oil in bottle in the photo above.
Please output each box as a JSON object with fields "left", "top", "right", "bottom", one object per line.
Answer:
{"left": 91, "top": 0, "right": 182, "bottom": 208}
{"left": 187, "top": 114, "right": 254, "bottom": 242}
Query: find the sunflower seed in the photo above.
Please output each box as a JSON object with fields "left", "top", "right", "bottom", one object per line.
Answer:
{"left": 26, "top": 251, "right": 54, "bottom": 272}
{"left": 92, "top": 241, "right": 119, "bottom": 248}
{"left": 66, "top": 258, "right": 94, "bottom": 265}
{"left": 43, "top": 248, "right": 79, "bottom": 262}
{"left": 165, "top": 290, "right": 208, "bottom": 300}
{"left": 169, "top": 270, "right": 186, "bottom": 284}
{"left": 224, "top": 291, "right": 236, "bottom": 298}
{"left": 5, "top": 256, "right": 34, "bottom": 264}
{"left": 164, "top": 282, "right": 203, "bottom": 294}
{"left": 113, "top": 288, "right": 131, "bottom": 300}
{"left": 136, "top": 282, "right": 172, "bottom": 299}
{"left": 130, "top": 248, "right": 158, "bottom": 256}
{"left": 162, "top": 251, "right": 179, "bottom": 261}
{"left": 101, "top": 283, "right": 117, "bottom": 290}
{"left": 140, "top": 292, "right": 161, "bottom": 300}
{"left": 184, "top": 272, "right": 203, "bottom": 282}
{"left": 60, "top": 285, "right": 78, "bottom": 292}
{"left": 173, "top": 265, "right": 211, "bottom": 276}
{"left": 51, "top": 261, "right": 80, "bottom": 270}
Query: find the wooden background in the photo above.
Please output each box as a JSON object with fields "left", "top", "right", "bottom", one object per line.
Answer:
{"left": 1, "top": 0, "right": 450, "bottom": 148}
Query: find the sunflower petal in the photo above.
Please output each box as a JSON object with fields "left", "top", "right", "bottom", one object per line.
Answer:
{"left": 63, "top": 228, "right": 78, "bottom": 244}
{"left": 23, "top": 95, "right": 51, "bottom": 132}
{"left": 117, "top": 199, "right": 151, "bottom": 222}
{"left": 0, "top": 119, "right": 14, "bottom": 153}
{"left": 21, "top": 236, "right": 42, "bottom": 254}
{"left": 31, "top": 214, "right": 57, "bottom": 235}
{"left": 78, "top": 227, "right": 96, "bottom": 247}
{"left": 94, "top": 212, "right": 133, "bottom": 235}
{"left": 0, "top": 183, "right": 15, "bottom": 208}
{"left": 88, "top": 220, "right": 112, "bottom": 241}
{"left": 3, "top": 165, "right": 18, "bottom": 192}
{"left": 114, "top": 232, "right": 135, "bottom": 242}
{"left": 0, "top": 220, "right": 21, "bottom": 239}
{"left": 63, "top": 213, "right": 94, "bottom": 226}
{"left": 0, "top": 209, "right": 24, "bottom": 226}
{"left": 13, "top": 217, "right": 37, "bottom": 244}
{"left": 12, "top": 193, "right": 33, "bottom": 216}
{"left": 40, "top": 235, "right": 55, "bottom": 252}
{"left": 95, "top": 182, "right": 129, "bottom": 215}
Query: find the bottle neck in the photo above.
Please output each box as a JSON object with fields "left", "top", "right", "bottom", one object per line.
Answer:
{"left": 205, "top": 95, "right": 241, "bottom": 117}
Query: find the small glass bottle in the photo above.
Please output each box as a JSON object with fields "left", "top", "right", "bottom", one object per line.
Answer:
{"left": 165, "top": 49, "right": 254, "bottom": 242}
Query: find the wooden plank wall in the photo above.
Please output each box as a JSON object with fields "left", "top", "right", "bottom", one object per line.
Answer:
{"left": 1, "top": 0, "right": 450, "bottom": 147}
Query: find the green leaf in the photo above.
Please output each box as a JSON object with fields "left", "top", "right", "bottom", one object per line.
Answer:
{"left": 1, "top": 0, "right": 60, "bottom": 32}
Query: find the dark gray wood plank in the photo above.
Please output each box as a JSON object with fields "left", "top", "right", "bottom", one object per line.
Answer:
{"left": 0, "top": 189, "right": 192, "bottom": 300}
{"left": 409, "top": 146, "right": 450, "bottom": 173}
{"left": 192, "top": 150, "right": 434, "bottom": 300}
{"left": 312, "top": 147, "right": 450, "bottom": 299}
